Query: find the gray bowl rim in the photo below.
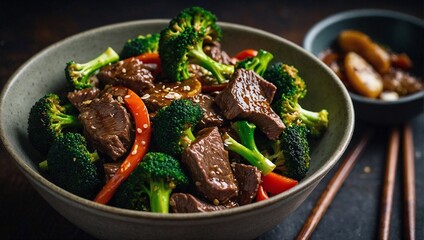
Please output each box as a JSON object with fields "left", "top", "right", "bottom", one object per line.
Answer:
{"left": 303, "top": 8, "right": 424, "bottom": 106}
{"left": 0, "top": 19, "right": 354, "bottom": 221}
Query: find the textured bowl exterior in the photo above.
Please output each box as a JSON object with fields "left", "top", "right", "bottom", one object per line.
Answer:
{"left": 303, "top": 9, "right": 424, "bottom": 125}
{"left": 0, "top": 20, "right": 354, "bottom": 240}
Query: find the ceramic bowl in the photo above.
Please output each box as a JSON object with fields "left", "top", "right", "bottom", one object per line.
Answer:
{"left": 0, "top": 20, "right": 354, "bottom": 240}
{"left": 303, "top": 9, "right": 424, "bottom": 125}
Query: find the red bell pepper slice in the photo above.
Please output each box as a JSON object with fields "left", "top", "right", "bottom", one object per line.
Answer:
{"left": 261, "top": 172, "right": 298, "bottom": 195}
{"left": 94, "top": 88, "right": 151, "bottom": 204}
{"left": 256, "top": 185, "right": 269, "bottom": 202}
{"left": 234, "top": 49, "right": 258, "bottom": 61}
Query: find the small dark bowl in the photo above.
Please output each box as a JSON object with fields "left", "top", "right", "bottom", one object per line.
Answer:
{"left": 303, "top": 9, "right": 424, "bottom": 125}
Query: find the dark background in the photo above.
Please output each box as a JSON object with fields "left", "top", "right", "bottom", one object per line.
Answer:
{"left": 0, "top": 0, "right": 423, "bottom": 239}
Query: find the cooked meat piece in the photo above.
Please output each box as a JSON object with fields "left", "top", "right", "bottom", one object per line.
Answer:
{"left": 204, "top": 41, "right": 237, "bottom": 65}
{"left": 100, "top": 85, "right": 130, "bottom": 98}
{"left": 189, "top": 94, "right": 226, "bottom": 128}
{"left": 142, "top": 78, "right": 202, "bottom": 112}
{"left": 215, "top": 68, "right": 285, "bottom": 140}
{"left": 170, "top": 193, "right": 238, "bottom": 213}
{"left": 97, "top": 58, "right": 155, "bottom": 94}
{"left": 103, "top": 162, "right": 121, "bottom": 182}
{"left": 233, "top": 163, "right": 261, "bottom": 205}
{"left": 67, "top": 88, "right": 100, "bottom": 112}
{"left": 182, "top": 127, "right": 238, "bottom": 204}
{"left": 78, "top": 90, "right": 133, "bottom": 160}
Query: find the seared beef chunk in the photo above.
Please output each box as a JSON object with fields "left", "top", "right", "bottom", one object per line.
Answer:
{"left": 78, "top": 88, "right": 133, "bottom": 160}
{"left": 233, "top": 163, "right": 261, "bottom": 205}
{"left": 143, "top": 78, "right": 202, "bottom": 112}
{"left": 189, "top": 94, "right": 226, "bottom": 128}
{"left": 182, "top": 127, "right": 238, "bottom": 204}
{"left": 97, "top": 58, "right": 155, "bottom": 94}
{"left": 170, "top": 193, "right": 238, "bottom": 213}
{"left": 67, "top": 88, "right": 100, "bottom": 112}
{"left": 103, "top": 162, "right": 121, "bottom": 182}
{"left": 100, "top": 85, "right": 130, "bottom": 98}
{"left": 204, "top": 41, "right": 237, "bottom": 65}
{"left": 215, "top": 68, "right": 285, "bottom": 140}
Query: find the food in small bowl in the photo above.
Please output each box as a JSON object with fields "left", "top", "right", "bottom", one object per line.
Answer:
{"left": 303, "top": 9, "right": 424, "bottom": 125}
{"left": 0, "top": 6, "right": 353, "bottom": 240}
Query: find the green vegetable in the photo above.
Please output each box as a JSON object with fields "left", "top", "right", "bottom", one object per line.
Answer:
{"left": 120, "top": 33, "right": 160, "bottom": 59}
{"left": 235, "top": 49, "right": 274, "bottom": 76}
{"left": 265, "top": 62, "right": 329, "bottom": 138}
{"left": 222, "top": 121, "right": 276, "bottom": 175}
{"left": 43, "top": 132, "right": 103, "bottom": 199}
{"left": 159, "top": 6, "right": 234, "bottom": 83}
{"left": 65, "top": 47, "right": 119, "bottom": 90}
{"left": 27, "top": 93, "right": 81, "bottom": 154}
{"left": 151, "top": 99, "right": 204, "bottom": 156}
{"left": 263, "top": 123, "right": 311, "bottom": 180}
{"left": 113, "top": 152, "right": 189, "bottom": 213}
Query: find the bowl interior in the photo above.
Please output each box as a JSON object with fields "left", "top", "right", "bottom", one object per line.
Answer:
{"left": 0, "top": 20, "right": 354, "bottom": 239}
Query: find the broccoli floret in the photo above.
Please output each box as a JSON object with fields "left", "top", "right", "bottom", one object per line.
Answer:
{"left": 43, "top": 132, "right": 103, "bottom": 199}
{"left": 152, "top": 99, "right": 204, "bottom": 156}
{"left": 27, "top": 93, "right": 81, "bottom": 154}
{"left": 65, "top": 47, "right": 119, "bottom": 90}
{"left": 159, "top": 6, "right": 234, "bottom": 83}
{"left": 265, "top": 62, "right": 329, "bottom": 138}
{"left": 222, "top": 121, "right": 276, "bottom": 175}
{"left": 120, "top": 33, "right": 160, "bottom": 59}
{"left": 263, "top": 124, "right": 310, "bottom": 181}
{"left": 274, "top": 95, "right": 329, "bottom": 138}
{"left": 264, "top": 62, "right": 307, "bottom": 102}
{"left": 235, "top": 49, "right": 274, "bottom": 76}
{"left": 113, "top": 152, "right": 188, "bottom": 213}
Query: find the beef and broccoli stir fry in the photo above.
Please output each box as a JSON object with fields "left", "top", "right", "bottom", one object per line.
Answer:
{"left": 28, "top": 6, "right": 329, "bottom": 214}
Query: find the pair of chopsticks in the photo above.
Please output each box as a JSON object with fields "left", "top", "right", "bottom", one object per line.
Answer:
{"left": 380, "top": 124, "right": 416, "bottom": 240}
{"left": 296, "top": 123, "right": 416, "bottom": 240}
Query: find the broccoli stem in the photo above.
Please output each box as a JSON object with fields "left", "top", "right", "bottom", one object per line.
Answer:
{"left": 51, "top": 113, "right": 81, "bottom": 130}
{"left": 298, "top": 105, "right": 329, "bottom": 137}
{"left": 179, "top": 128, "right": 196, "bottom": 149}
{"left": 38, "top": 160, "right": 49, "bottom": 171}
{"left": 299, "top": 107, "right": 328, "bottom": 125}
{"left": 223, "top": 133, "right": 275, "bottom": 175}
{"left": 232, "top": 121, "right": 260, "bottom": 152}
{"left": 149, "top": 179, "right": 172, "bottom": 213}
{"left": 76, "top": 47, "right": 119, "bottom": 75}
{"left": 90, "top": 151, "right": 100, "bottom": 163}
{"left": 254, "top": 50, "right": 274, "bottom": 76}
{"left": 188, "top": 43, "right": 234, "bottom": 84}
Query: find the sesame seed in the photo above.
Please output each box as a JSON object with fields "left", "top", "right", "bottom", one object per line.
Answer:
{"left": 195, "top": 181, "right": 201, "bottom": 186}
{"left": 131, "top": 144, "right": 138, "bottom": 155}
{"left": 124, "top": 94, "right": 130, "bottom": 99}
{"left": 143, "top": 124, "right": 148, "bottom": 129}
{"left": 141, "top": 141, "right": 146, "bottom": 145}
{"left": 137, "top": 128, "right": 142, "bottom": 133}
{"left": 164, "top": 92, "right": 175, "bottom": 99}
{"left": 121, "top": 68, "right": 127, "bottom": 73}
{"left": 141, "top": 94, "right": 150, "bottom": 99}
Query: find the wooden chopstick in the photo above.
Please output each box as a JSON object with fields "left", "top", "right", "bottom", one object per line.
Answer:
{"left": 402, "top": 123, "right": 415, "bottom": 240}
{"left": 296, "top": 130, "right": 373, "bottom": 240}
{"left": 378, "top": 127, "right": 400, "bottom": 240}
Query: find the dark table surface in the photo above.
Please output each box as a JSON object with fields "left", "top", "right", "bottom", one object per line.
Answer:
{"left": 0, "top": 0, "right": 423, "bottom": 239}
